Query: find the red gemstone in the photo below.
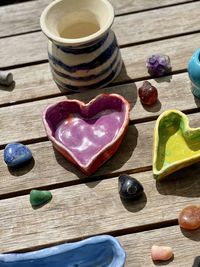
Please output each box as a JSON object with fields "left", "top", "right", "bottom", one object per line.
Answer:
{"left": 138, "top": 81, "right": 158, "bottom": 106}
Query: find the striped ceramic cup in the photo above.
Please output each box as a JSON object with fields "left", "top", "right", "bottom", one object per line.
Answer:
{"left": 40, "top": 0, "right": 122, "bottom": 91}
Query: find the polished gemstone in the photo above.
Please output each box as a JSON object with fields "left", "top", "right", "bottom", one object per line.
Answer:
{"left": 118, "top": 174, "right": 144, "bottom": 200}
{"left": 138, "top": 81, "right": 158, "bottom": 106}
{"left": 151, "top": 245, "right": 173, "bottom": 261}
{"left": 178, "top": 205, "right": 200, "bottom": 230}
{"left": 4, "top": 143, "right": 32, "bottom": 167}
{"left": 30, "top": 190, "right": 52, "bottom": 208}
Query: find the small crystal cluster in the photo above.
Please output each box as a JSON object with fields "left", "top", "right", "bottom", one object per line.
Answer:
{"left": 146, "top": 54, "right": 171, "bottom": 77}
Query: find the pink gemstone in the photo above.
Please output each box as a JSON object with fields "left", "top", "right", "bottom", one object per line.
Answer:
{"left": 151, "top": 245, "right": 173, "bottom": 261}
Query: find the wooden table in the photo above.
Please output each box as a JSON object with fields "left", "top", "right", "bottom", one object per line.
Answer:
{"left": 0, "top": 0, "right": 200, "bottom": 266}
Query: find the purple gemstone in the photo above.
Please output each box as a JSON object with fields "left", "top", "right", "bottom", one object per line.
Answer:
{"left": 146, "top": 54, "right": 171, "bottom": 77}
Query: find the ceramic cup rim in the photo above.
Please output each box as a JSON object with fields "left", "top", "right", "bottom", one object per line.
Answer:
{"left": 40, "top": 0, "right": 114, "bottom": 46}
{"left": 195, "top": 48, "right": 200, "bottom": 66}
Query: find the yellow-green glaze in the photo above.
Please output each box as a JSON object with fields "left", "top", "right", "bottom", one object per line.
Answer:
{"left": 153, "top": 109, "right": 200, "bottom": 180}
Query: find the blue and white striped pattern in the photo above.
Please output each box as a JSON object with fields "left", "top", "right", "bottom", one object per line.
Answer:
{"left": 48, "top": 30, "right": 122, "bottom": 91}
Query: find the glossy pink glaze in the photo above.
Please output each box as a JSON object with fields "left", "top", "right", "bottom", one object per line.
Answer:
{"left": 55, "top": 109, "right": 125, "bottom": 165}
{"left": 43, "top": 94, "right": 130, "bottom": 175}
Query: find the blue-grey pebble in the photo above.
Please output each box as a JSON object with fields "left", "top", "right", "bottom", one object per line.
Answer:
{"left": 4, "top": 143, "right": 32, "bottom": 167}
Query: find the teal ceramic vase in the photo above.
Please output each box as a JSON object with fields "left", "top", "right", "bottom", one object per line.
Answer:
{"left": 188, "top": 48, "right": 200, "bottom": 98}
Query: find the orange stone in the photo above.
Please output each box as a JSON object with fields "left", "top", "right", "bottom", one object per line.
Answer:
{"left": 178, "top": 205, "right": 200, "bottom": 230}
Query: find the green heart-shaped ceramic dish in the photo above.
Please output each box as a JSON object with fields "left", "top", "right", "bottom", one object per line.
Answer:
{"left": 153, "top": 109, "right": 200, "bottom": 180}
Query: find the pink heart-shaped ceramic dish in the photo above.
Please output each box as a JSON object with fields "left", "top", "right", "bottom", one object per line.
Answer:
{"left": 42, "top": 93, "right": 130, "bottom": 175}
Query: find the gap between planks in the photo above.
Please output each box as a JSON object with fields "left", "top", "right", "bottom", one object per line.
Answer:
{"left": 0, "top": 112, "right": 200, "bottom": 199}
{"left": 0, "top": 71, "right": 199, "bottom": 148}
{"left": 0, "top": 0, "right": 198, "bottom": 38}
{"left": 0, "top": 69, "right": 187, "bottom": 109}
{"left": 0, "top": 106, "right": 199, "bottom": 149}
{"left": 0, "top": 165, "right": 152, "bottom": 200}
{"left": 1, "top": 29, "right": 200, "bottom": 71}
{"left": 6, "top": 219, "right": 178, "bottom": 253}
{"left": 1, "top": 2, "right": 200, "bottom": 69}
{"left": 0, "top": 164, "right": 199, "bottom": 253}
{"left": 0, "top": 30, "right": 200, "bottom": 107}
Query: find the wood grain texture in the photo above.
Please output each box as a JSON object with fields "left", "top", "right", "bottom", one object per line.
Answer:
{"left": 1, "top": 2, "right": 200, "bottom": 68}
{"left": 0, "top": 0, "right": 51, "bottom": 37}
{"left": 1, "top": 32, "right": 199, "bottom": 105}
{"left": 114, "top": 1, "right": 200, "bottom": 46}
{"left": 111, "top": 0, "right": 195, "bottom": 15}
{"left": 0, "top": 71, "right": 199, "bottom": 146}
{"left": 0, "top": 166, "right": 200, "bottom": 252}
{"left": 0, "top": 0, "right": 193, "bottom": 37}
{"left": 1, "top": 112, "right": 200, "bottom": 195}
{"left": 119, "top": 225, "right": 200, "bottom": 266}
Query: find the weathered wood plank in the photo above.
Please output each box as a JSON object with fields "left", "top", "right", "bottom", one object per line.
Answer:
{"left": 0, "top": 166, "right": 200, "bottom": 252}
{"left": 0, "top": 0, "right": 193, "bottom": 37}
{"left": 0, "top": 112, "right": 200, "bottom": 195}
{"left": 1, "top": 32, "right": 199, "bottom": 105}
{"left": 111, "top": 0, "right": 195, "bottom": 15}
{"left": 0, "top": 71, "right": 198, "bottom": 146}
{"left": 119, "top": 226, "right": 200, "bottom": 266}
{"left": 1, "top": 2, "right": 200, "bottom": 68}
{"left": 0, "top": 0, "right": 51, "bottom": 37}
{"left": 115, "top": 1, "right": 200, "bottom": 46}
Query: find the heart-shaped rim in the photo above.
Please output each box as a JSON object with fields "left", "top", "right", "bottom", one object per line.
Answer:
{"left": 153, "top": 109, "right": 200, "bottom": 180}
{"left": 43, "top": 93, "right": 130, "bottom": 175}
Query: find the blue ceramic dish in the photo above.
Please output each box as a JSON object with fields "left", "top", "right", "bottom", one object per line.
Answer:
{"left": 188, "top": 48, "right": 200, "bottom": 98}
{"left": 0, "top": 235, "right": 126, "bottom": 267}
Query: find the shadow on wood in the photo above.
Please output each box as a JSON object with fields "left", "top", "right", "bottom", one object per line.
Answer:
{"left": 0, "top": 81, "right": 15, "bottom": 92}
{"left": 141, "top": 99, "right": 162, "bottom": 113}
{"left": 153, "top": 254, "right": 174, "bottom": 266}
{"left": 8, "top": 157, "right": 35, "bottom": 176}
{"left": 156, "top": 163, "right": 200, "bottom": 198}
{"left": 181, "top": 228, "right": 200, "bottom": 242}
{"left": 120, "top": 192, "right": 147, "bottom": 212}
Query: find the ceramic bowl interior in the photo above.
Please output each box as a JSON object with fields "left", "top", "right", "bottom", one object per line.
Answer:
{"left": 0, "top": 236, "right": 126, "bottom": 267}
{"left": 153, "top": 110, "right": 200, "bottom": 179}
{"left": 44, "top": 95, "right": 128, "bottom": 168}
{"left": 40, "top": 0, "right": 114, "bottom": 45}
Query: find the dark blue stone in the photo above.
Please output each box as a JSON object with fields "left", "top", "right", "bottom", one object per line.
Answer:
{"left": 4, "top": 143, "right": 32, "bottom": 167}
{"left": 118, "top": 174, "right": 144, "bottom": 200}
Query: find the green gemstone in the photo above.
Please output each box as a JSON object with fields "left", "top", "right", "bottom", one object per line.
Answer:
{"left": 30, "top": 190, "right": 52, "bottom": 208}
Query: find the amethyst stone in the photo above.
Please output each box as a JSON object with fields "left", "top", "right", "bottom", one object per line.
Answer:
{"left": 4, "top": 143, "right": 32, "bottom": 167}
{"left": 118, "top": 174, "right": 144, "bottom": 200}
{"left": 146, "top": 54, "right": 171, "bottom": 76}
